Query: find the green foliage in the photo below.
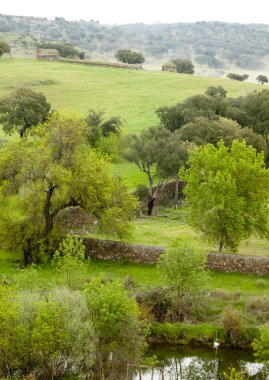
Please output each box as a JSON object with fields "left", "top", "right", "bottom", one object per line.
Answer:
{"left": 124, "top": 126, "right": 171, "bottom": 214}
{"left": 37, "top": 41, "right": 81, "bottom": 58}
{"left": 85, "top": 277, "right": 147, "bottom": 379}
{"left": 205, "top": 85, "right": 227, "bottom": 98}
{"left": 256, "top": 75, "right": 268, "bottom": 85}
{"left": 171, "top": 58, "right": 195, "bottom": 74}
{"left": 0, "top": 40, "right": 10, "bottom": 57}
{"left": 252, "top": 326, "right": 269, "bottom": 364}
{"left": 222, "top": 309, "right": 243, "bottom": 346}
{"left": 0, "top": 286, "right": 96, "bottom": 378}
{"left": 158, "top": 239, "right": 207, "bottom": 321}
{"left": 223, "top": 368, "right": 249, "bottom": 380}
{"left": 177, "top": 116, "right": 266, "bottom": 152}
{"left": 180, "top": 140, "right": 269, "bottom": 252}
{"left": 156, "top": 103, "right": 185, "bottom": 132}
{"left": 241, "top": 89, "right": 269, "bottom": 140}
{"left": 85, "top": 109, "right": 123, "bottom": 159}
{"left": 0, "top": 88, "right": 51, "bottom": 137}
{"left": 52, "top": 235, "right": 87, "bottom": 288}
{"left": 0, "top": 113, "right": 138, "bottom": 262}
{"left": 227, "top": 73, "right": 249, "bottom": 81}
{"left": 151, "top": 322, "right": 225, "bottom": 344}
{"left": 115, "top": 49, "right": 145, "bottom": 64}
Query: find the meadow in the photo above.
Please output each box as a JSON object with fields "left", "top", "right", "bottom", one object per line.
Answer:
{"left": 0, "top": 58, "right": 260, "bottom": 134}
{"left": 0, "top": 58, "right": 269, "bottom": 256}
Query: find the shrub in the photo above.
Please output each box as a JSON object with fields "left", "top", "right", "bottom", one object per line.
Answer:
{"left": 223, "top": 309, "right": 243, "bottom": 346}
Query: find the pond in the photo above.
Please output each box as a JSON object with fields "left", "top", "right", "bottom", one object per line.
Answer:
{"left": 133, "top": 344, "right": 268, "bottom": 379}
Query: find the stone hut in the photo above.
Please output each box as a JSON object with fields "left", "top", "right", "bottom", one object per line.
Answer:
{"left": 162, "top": 62, "right": 177, "bottom": 72}
{"left": 36, "top": 49, "right": 60, "bottom": 60}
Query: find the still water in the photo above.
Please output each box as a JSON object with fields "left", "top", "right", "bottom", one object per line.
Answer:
{"left": 133, "top": 344, "right": 268, "bottom": 379}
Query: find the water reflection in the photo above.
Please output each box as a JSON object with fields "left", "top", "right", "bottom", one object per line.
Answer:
{"left": 133, "top": 345, "right": 268, "bottom": 379}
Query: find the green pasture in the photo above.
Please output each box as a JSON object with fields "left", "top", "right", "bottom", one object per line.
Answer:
{"left": 0, "top": 58, "right": 268, "bottom": 261}
{"left": 1, "top": 249, "right": 269, "bottom": 297}
{"left": 89, "top": 213, "right": 269, "bottom": 258}
{"left": 0, "top": 58, "right": 259, "bottom": 133}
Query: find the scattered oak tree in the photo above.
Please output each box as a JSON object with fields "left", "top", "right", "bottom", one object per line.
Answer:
{"left": 0, "top": 114, "right": 138, "bottom": 264}
{"left": 256, "top": 75, "right": 268, "bottom": 85}
{"left": 172, "top": 58, "right": 195, "bottom": 74}
{"left": 180, "top": 140, "right": 269, "bottom": 252}
{"left": 124, "top": 126, "right": 171, "bottom": 215}
{"left": 0, "top": 40, "right": 11, "bottom": 57}
{"left": 115, "top": 49, "right": 145, "bottom": 64}
{"left": 0, "top": 88, "right": 51, "bottom": 137}
{"left": 227, "top": 73, "right": 249, "bottom": 81}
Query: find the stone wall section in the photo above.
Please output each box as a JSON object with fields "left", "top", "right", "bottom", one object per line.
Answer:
{"left": 206, "top": 252, "right": 269, "bottom": 276}
{"left": 83, "top": 238, "right": 164, "bottom": 264}
{"left": 83, "top": 237, "right": 269, "bottom": 276}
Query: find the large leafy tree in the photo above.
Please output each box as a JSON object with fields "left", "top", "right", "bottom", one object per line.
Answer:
{"left": 256, "top": 75, "right": 268, "bottom": 85}
{"left": 124, "top": 126, "right": 171, "bottom": 215}
{"left": 0, "top": 88, "right": 51, "bottom": 137}
{"left": 0, "top": 114, "right": 137, "bottom": 264}
{"left": 180, "top": 140, "right": 269, "bottom": 252}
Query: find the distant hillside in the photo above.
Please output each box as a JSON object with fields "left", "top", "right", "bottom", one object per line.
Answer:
{"left": 1, "top": 14, "right": 269, "bottom": 75}
{"left": 0, "top": 58, "right": 259, "bottom": 134}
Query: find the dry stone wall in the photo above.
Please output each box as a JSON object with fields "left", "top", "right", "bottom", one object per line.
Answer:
{"left": 206, "top": 252, "right": 269, "bottom": 275}
{"left": 83, "top": 238, "right": 164, "bottom": 264}
{"left": 83, "top": 237, "right": 269, "bottom": 276}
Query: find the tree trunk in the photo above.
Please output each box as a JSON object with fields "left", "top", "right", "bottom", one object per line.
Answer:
{"left": 23, "top": 238, "right": 33, "bottom": 266}
{"left": 175, "top": 175, "right": 179, "bottom": 208}
{"left": 147, "top": 197, "right": 155, "bottom": 216}
{"left": 147, "top": 166, "right": 156, "bottom": 216}
{"left": 23, "top": 249, "right": 32, "bottom": 266}
{"left": 219, "top": 241, "right": 223, "bottom": 253}
{"left": 43, "top": 184, "right": 57, "bottom": 238}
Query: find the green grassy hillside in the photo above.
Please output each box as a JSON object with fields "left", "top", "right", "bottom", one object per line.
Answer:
{"left": 0, "top": 58, "right": 260, "bottom": 134}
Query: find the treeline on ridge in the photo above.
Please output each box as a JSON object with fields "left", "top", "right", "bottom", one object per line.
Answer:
{"left": 1, "top": 14, "right": 269, "bottom": 69}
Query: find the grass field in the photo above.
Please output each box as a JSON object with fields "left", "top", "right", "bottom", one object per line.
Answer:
{"left": 1, "top": 58, "right": 268, "bottom": 258}
{"left": 0, "top": 58, "right": 260, "bottom": 134}
{"left": 1, "top": 249, "right": 269, "bottom": 297}
{"left": 90, "top": 212, "right": 269, "bottom": 258}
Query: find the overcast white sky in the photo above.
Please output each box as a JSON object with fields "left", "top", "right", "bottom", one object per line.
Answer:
{"left": 1, "top": 0, "right": 269, "bottom": 25}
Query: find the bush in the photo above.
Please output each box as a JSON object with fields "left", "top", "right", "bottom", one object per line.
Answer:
{"left": 223, "top": 309, "right": 243, "bottom": 346}
{"left": 171, "top": 58, "right": 195, "bottom": 74}
{"left": 115, "top": 49, "right": 145, "bottom": 64}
